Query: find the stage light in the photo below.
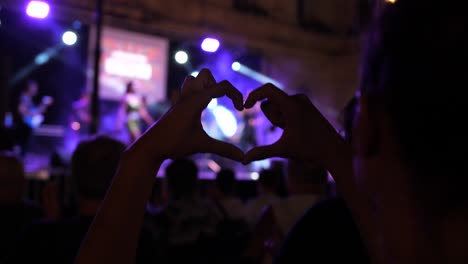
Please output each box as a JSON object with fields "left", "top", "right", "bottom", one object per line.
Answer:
{"left": 62, "top": 31, "right": 77, "bottom": 46}
{"left": 385, "top": 0, "right": 397, "bottom": 3}
{"left": 174, "top": 50, "right": 188, "bottom": 64}
{"left": 232, "top": 61, "right": 241, "bottom": 71}
{"left": 190, "top": 71, "right": 199, "bottom": 77}
{"left": 232, "top": 61, "right": 284, "bottom": 89}
{"left": 207, "top": 98, "right": 218, "bottom": 110}
{"left": 34, "top": 53, "right": 50, "bottom": 65}
{"left": 71, "top": 121, "right": 81, "bottom": 131}
{"left": 26, "top": 1, "right": 50, "bottom": 19}
{"left": 212, "top": 106, "right": 237, "bottom": 138}
{"left": 201, "top": 38, "right": 220, "bottom": 53}
{"left": 250, "top": 172, "right": 259, "bottom": 181}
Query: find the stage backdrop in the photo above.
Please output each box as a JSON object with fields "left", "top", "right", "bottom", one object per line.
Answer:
{"left": 88, "top": 27, "right": 169, "bottom": 104}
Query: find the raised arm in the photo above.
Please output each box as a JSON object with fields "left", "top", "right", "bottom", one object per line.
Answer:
{"left": 75, "top": 69, "right": 244, "bottom": 264}
{"left": 242, "top": 84, "right": 379, "bottom": 262}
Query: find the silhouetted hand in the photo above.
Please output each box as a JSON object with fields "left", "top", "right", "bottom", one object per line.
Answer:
{"left": 130, "top": 69, "right": 244, "bottom": 162}
{"left": 243, "top": 83, "right": 342, "bottom": 165}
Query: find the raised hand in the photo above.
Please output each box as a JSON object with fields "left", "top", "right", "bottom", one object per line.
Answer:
{"left": 130, "top": 69, "right": 244, "bottom": 162}
{"left": 243, "top": 83, "right": 344, "bottom": 167}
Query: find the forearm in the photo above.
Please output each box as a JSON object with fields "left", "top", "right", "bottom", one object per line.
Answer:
{"left": 75, "top": 150, "right": 162, "bottom": 264}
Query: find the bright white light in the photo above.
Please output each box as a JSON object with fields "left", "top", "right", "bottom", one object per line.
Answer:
{"left": 207, "top": 98, "right": 218, "bottom": 110}
{"left": 385, "top": 0, "right": 396, "bottom": 3}
{"left": 190, "top": 71, "right": 199, "bottom": 77}
{"left": 26, "top": 1, "right": 50, "bottom": 19}
{"left": 62, "top": 31, "right": 77, "bottom": 46}
{"left": 232, "top": 62, "right": 241, "bottom": 71}
{"left": 250, "top": 172, "right": 259, "bottom": 181}
{"left": 201, "top": 38, "right": 220, "bottom": 53}
{"left": 175, "top": 50, "right": 188, "bottom": 64}
{"left": 212, "top": 106, "right": 237, "bottom": 137}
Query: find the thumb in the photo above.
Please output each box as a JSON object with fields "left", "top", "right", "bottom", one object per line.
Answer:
{"left": 202, "top": 137, "right": 244, "bottom": 162}
{"left": 243, "top": 142, "right": 283, "bottom": 164}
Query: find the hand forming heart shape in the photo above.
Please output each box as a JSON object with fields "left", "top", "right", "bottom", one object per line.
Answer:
{"left": 132, "top": 69, "right": 341, "bottom": 167}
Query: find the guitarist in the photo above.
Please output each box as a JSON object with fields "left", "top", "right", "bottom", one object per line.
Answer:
{"left": 16, "top": 80, "right": 53, "bottom": 156}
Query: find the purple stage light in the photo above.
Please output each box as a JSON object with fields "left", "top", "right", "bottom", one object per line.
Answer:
{"left": 26, "top": 1, "right": 50, "bottom": 19}
{"left": 201, "top": 38, "right": 220, "bottom": 53}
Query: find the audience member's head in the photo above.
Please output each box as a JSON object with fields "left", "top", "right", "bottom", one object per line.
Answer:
{"left": 286, "top": 159, "right": 328, "bottom": 195}
{"left": 358, "top": 0, "right": 468, "bottom": 213}
{"left": 215, "top": 169, "right": 237, "bottom": 198}
{"left": 165, "top": 158, "right": 198, "bottom": 200}
{"left": 258, "top": 169, "right": 277, "bottom": 195}
{"left": 0, "top": 152, "right": 25, "bottom": 203}
{"left": 71, "top": 136, "right": 126, "bottom": 202}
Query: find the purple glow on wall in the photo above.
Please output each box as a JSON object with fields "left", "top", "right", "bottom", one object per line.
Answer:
{"left": 201, "top": 38, "right": 220, "bottom": 53}
{"left": 26, "top": 1, "right": 50, "bottom": 19}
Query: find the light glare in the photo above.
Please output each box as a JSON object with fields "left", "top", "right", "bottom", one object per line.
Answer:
{"left": 62, "top": 31, "right": 78, "bottom": 46}
{"left": 175, "top": 51, "right": 188, "bottom": 64}
{"left": 201, "top": 38, "right": 220, "bottom": 53}
{"left": 26, "top": 1, "right": 50, "bottom": 19}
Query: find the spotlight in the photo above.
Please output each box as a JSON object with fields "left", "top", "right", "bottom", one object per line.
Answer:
{"left": 26, "top": 1, "right": 50, "bottom": 19}
{"left": 212, "top": 106, "right": 237, "bottom": 138}
{"left": 190, "top": 71, "right": 199, "bottom": 77}
{"left": 34, "top": 53, "right": 50, "bottom": 65}
{"left": 231, "top": 61, "right": 241, "bottom": 71}
{"left": 385, "top": 0, "right": 397, "bottom": 3}
{"left": 201, "top": 38, "right": 220, "bottom": 53}
{"left": 62, "top": 31, "right": 77, "bottom": 46}
{"left": 174, "top": 50, "right": 188, "bottom": 64}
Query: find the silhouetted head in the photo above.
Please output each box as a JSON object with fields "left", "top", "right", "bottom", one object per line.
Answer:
{"left": 0, "top": 152, "right": 25, "bottom": 203}
{"left": 165, "top": 158, "right": 198, "bottom": 200}
{"left": 71, "top": 136, "right": 126, "bottom": 201}
{"left": 215, "top": 169, "right": 237, "bottom": 197}
{"left": 356, "top": 0, "right": 468, "bottom": 212}
{"left": 258, "top": 169, "right": 277, "bottom": 194}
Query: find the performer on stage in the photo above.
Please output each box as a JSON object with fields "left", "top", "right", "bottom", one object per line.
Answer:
{"left": 239, "top": 107, "right": 259, "bottom": 152}
{"left": 118, "top": 81, "right": 154, "bottom": 142}
{"left": 16, "top": 80, "right": 53, "bottom": 156}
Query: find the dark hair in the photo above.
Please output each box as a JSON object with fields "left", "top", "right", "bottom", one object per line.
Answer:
{"left": 360, "top": 0, "right": 468, "bottom": 206}
{"left": 165, "top": 158, "right": 198, "bottom": 199}
{"left": 215, "top": 169, "right": 237, "bottom": 196}
{"left": 258, "top": 169, "right": 277, "bottom": 190}
{"left": 71, "top": 136, "right": 126, "bottom": 200}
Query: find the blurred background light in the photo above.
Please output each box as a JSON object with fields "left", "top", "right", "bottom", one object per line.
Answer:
{"left": 231, "top": 61, "right": 241, "bottom": 71}
{"left": 62, "top": 31, "right": 77, "bottom": 46}
{"left": 201, "top": 38, "right": 220, "bottom": 53}
{"left": 174, "top": 50, "right": 188, "bottom": 64}
{"left": 26, "top": 1, "right": 50, "bottom": 19}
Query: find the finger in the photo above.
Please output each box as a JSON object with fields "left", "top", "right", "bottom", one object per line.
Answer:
{"left": 180, "top": 76, "right": 197, "bottom": 97}
{"left": 291, "top": 93, "right": 310, "bottom": 103}
{"left": 261, "top": 100, "right": 285, "bottom": 128}
{"left": 243, "top": 142, "right": 284, "bottom": 164}
{"left": 244, "top": 83, "right": 288, "bottom": 109}
{"left": 196, "top": 68, "right": 217, "bottom": 88}
{"left": 202, "top": 137, "right": 244, "bottom": 162}
{"left": 208, "top": 80, "right": 244, "bottom": 111}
